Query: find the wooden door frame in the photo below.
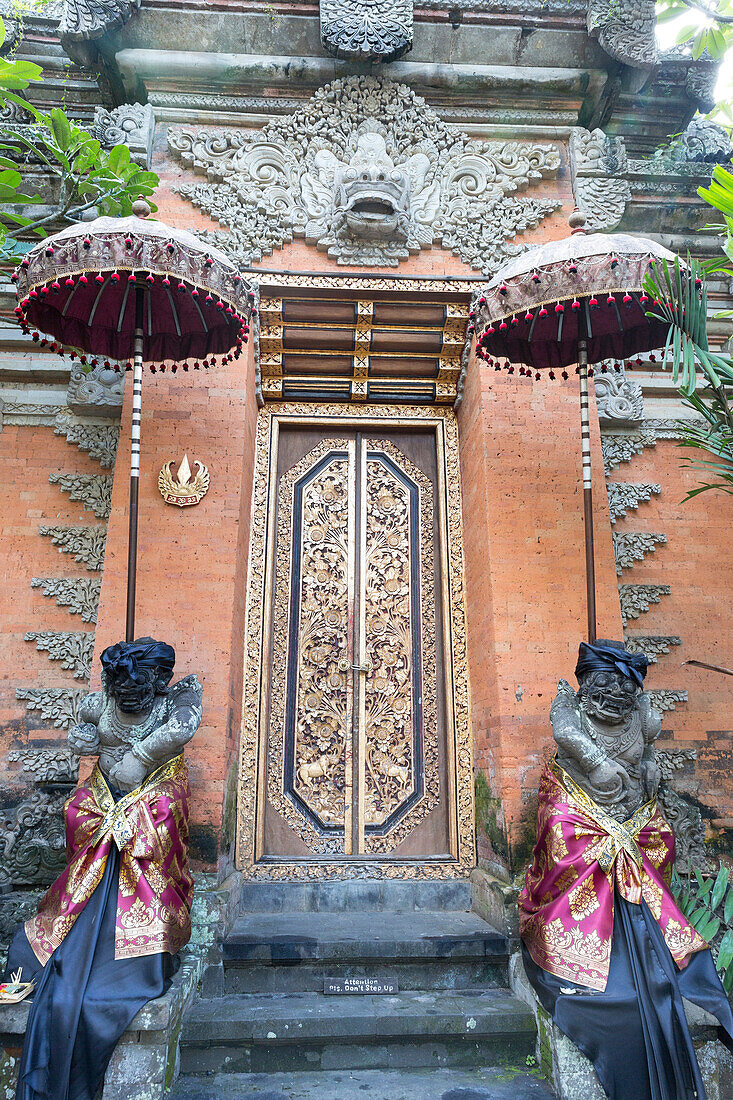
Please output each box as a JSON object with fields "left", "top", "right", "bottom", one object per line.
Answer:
{"left": 237, "top": 403, "right": 475, "bottom": 879}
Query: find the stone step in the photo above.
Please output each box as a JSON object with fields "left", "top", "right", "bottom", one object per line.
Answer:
{"left": 169, "top": 1066, "right": 554, "bottom": 1099}
{"left": 212, "top": 910, "right": 510, "bottom": 994}
{"left": 235, "top": 878, "right": 473, "bottom": 914}
{"left": 179, "top": 989, "right": 536, "bottom": 1075}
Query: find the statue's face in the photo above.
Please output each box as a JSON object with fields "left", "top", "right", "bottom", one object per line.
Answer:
{"left": 579, "top": 669, "right": 638, "bottom": 724}
{"left": 110, "top": 666, "right": 159, "bottom": 713}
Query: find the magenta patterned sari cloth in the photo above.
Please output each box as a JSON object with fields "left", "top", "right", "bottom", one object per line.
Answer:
{"left": 25, "top": 754, "right": 193, "bottom": 965}
{"left": 519, "top": 758, "right": 708, "bottom": 992}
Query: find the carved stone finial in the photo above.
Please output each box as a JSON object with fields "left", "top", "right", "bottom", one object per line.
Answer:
{"left": 568, "top": 210, "right": 587, "bottom": 233}
{"left": 132, "top": 196, "right": 151, "bottom": 218}
{"left": 68, "top": 637, "right": 202, "bottom": 792}
{"left": 67, "top": 360, "right": 124, "bottom": 418}
{"left": 320, "top": 0, "right": 413, "bottom": 63}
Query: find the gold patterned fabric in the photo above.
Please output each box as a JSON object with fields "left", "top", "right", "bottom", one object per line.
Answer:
{"left": 519, "top": 759, "right": 708, "bottom": 991}
{"left": 25, "top": 756, "right": 193, "bottom": 964}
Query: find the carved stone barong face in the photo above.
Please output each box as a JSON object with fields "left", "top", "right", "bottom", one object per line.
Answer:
{"left": 329, "top": 127, "right": 412, "bottom": 243}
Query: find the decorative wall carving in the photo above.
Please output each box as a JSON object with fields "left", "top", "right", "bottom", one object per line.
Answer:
{"left": 92, "top": 102, "right": 155, "bottom": 168}
{"left": 686, "top": 64, "right": 719, "bottom": 115}
{"left": 39, "top": 525, "right": 107, "bottom": 570}
{"left": 587, "top": 0, "right": 658, "bottom": 68}
{"left": 619, "top": 583, "right": 671, "bottom": 626}
{"left": 48, "top": 473, "right": 113, "bottom": 519}
{"left": 67, "top": 361, "right": 124, "bottom": 417}
{"left": 169, "top": 76, "right": 561, "bottom": 272}
{"left": 607, "top": 482, "right": 661, "bottom": 524}
{"left": 24, "top": 630, "right": 95, "bottom": 680}
{"left": 647, "top": 689, "right": 688, "bottom": 713}
{"left": 320, "top": 0, "right": 413, "bottom": 63}
{"left": 7, "top": 748, "right": 80, "bottom": 784}
{"left": 602, "top": 429, "right": 658, "bottom": 474}
{"left": 595, "top": 368, "right": 643, "bottom": 426}
{"left": 59, "top": 0, "right": 139, "bottom": 50}
{"left": 669, "top": 116, "right": 733, "bottom": 165}
{"left": 0, "top": 891, "right": 44, "bottom": 956}
{"left": 613, "top": 531, "right": 667, "bottom": 574}
{"left": 623, "top": 635, "right": 682, "bottom": 662}
{"left": 30, "top": 577, "right": 101, "bottom": 624}
{"left": 0, "top": 788, "right": 68, "bottom": 887}
{"left": 569, "top": 128, "right": 630, "bottom": 231}
{"left": 15, "top": 688, "right": 85, "bottom": 729}
{"left": 54, "top": 409, "right": 119, "bottom": 468}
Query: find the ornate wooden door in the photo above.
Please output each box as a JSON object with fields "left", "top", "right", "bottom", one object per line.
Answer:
{"left": 261, "top": 426, "right": 451, "bottom": 860}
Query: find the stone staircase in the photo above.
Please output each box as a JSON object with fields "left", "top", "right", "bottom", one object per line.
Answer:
{"left": 168, "top": 879, "right": 554, "bottom": 1099}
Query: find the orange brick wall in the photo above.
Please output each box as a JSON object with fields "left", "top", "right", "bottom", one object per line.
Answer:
{"left": 608, "top": 437, "right": 733, "bottom": 846}
{"left": 92, "top": 342, "right": 258, "bottom": 870}
{"left": 457, "top": 347, "right": 623, "bottom": 874}
{"left": 0, "top": 423, "right": 101, "bottom": 796}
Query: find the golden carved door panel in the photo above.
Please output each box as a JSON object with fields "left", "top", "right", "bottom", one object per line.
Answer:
{"left": 263, "top": 427, "right": 446, "bottom": 860}
{"left": 242, "top": 408, "right": 474, "bottom": 875}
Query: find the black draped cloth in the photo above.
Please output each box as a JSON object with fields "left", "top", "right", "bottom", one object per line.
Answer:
{"left": 4, "top": 787, "right": 177, "bottom": 1100}
{"left": 523, "top": 893, "right": 733, "bottom": 1100}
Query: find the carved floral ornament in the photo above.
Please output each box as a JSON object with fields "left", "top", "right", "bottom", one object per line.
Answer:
{"left": 168, "top": 76, "right": 562, "bottom": 272}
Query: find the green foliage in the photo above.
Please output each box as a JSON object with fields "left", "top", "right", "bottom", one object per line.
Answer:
{"left": 656, "top": 0, "right": 733, "bottom": 61}
{"left": 644, "top": 254, "right": 733, "bottom": 497}
{"left": 672, "top": 863, "right": 733, "bottom": 993}
{"left": 0, "top": 15, "right": 159, "bottom": 258}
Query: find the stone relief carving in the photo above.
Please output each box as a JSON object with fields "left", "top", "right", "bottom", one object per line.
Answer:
{"left": 570, "top": 128, "right": 630, "bottom": 231}
{"left": 607, "top": 482, "right": 661, "bottom": 524}
{"left": 613, "top": 531, "right": 667, "bottom": 574}
{"left": 168, "top": 76, "right": 561, "bottom": 272}
{"left": 7, "top": 748, "right": 80, "bottom": 783}
{"left": 656, "top": 749, "right": 706, "bottom": 870}
{"left": 1, "top": 891, "right": 44, "bottom": 958}
{"left": 16, "top": 688, "right": 85, "bottom": 729}
{"left": 0, "top": 789, "right": 68, "bottom": 887}
{"left": 623, "top": 635, "right": 682, "bottom": 662}
{"left": 647, "top": 689, "right": 688, "bottom": 713}
{"left": 39, "top": 525, "right": 107, "bottom": 570}
{"left": 686, "top": 65, "right": 719, "bottom": 115}
{"left": 24, "top": 630, "right": 95, "bottom": 680}
{"left": 54, "top": 408, "right": 119, "bottom": 468}
{"left": 619, "top": 583, "right": 672, "bottom": 626}
{"left": 31, "top": 577, "right": 101, "bottom": 624}
{"left": 595, "top": 367, "right": 643, "bottom": 426}
{"left": 587, "top": 0, "right": 658, "bottom": 68}
{"left": 92, "top": 102, "right": 155, "bottom": 168}
{"left": 320, "top": 0, "right": 413, "bottom": 62}
{"left": 59, "top": 0, "right": 140, "bottom": 63}
{"left": 67, "top": 360, "right": 124, "bottom": 418}
{"left": 602, "top": 429, "right": 658, "bottom": 474}
{"left": 670, "top": 116, "right": 733, "bottom": 165}
{"left": 49, "top": 472, "right": 113, "bottom": 519}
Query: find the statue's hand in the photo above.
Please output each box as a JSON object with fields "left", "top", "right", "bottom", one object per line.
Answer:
{"left": 641, "top": 759, "right": 661, "bottom": 799}
{"left": 587, "top": 759, "right": 629, "bottom": 802}
{"left": 68, "top": 722, "right": 99, "bottom": 756}
{"left": 108, "top": 751, "right": 149, "bottom": 792}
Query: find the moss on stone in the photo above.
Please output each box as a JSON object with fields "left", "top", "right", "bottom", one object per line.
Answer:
{"left": 474, "top": 769, "right": 510, "bottom": 864}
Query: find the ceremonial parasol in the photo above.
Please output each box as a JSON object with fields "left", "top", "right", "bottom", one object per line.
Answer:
{"left": 13, "top": 199, "right": 256, "bottom": 641}
{"left": 470, "top": 212, "right": 682, "bottom": 642}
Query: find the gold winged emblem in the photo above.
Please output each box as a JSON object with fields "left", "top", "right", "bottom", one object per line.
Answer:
{"left": 158, "top": 454, "right": 210, "bottom": 507}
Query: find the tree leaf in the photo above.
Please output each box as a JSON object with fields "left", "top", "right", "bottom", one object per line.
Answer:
{"left": 712, "top": 866, "right": 730, "bottom": 910}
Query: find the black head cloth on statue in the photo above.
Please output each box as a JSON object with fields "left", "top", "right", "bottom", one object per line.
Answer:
{"left": 575, "top": 641, "right": 648, "bottom": 690}
{"left": 100, "top": 637, "right": 176, "bottom": 687}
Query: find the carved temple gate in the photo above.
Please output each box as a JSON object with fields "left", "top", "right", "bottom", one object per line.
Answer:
{"left": 238, "top": 405, "right": 474, "bottom": 877}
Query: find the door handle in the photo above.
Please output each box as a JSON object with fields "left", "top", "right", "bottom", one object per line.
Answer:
{"left": 338, "top": 657, "right": 373, "bottom": 674}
